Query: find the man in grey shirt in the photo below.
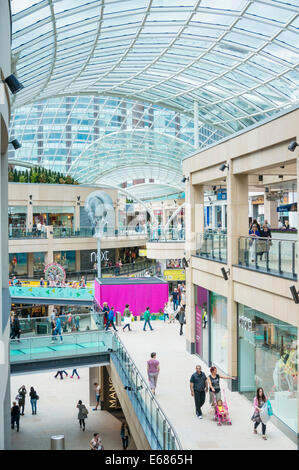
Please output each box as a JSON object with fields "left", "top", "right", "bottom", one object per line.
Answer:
{"left": 190, "top": 365, "right": 208, "bottom": 419}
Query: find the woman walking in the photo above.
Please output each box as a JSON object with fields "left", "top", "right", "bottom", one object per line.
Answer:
{"left": 252, "top": 387, "right": 268, "bottom": 440}
{"left": 120, "top": 422, "right": 130, "bottom": 450}
{"left": 29, "top": 387, "right": 38, "bottom": 415}
{"left": 207, "top": 367, "right": 236, "bottom": 407}
{"left": 77, "top": 400, "right": 88, "bottom": 431}
{"left": 147, "top": 352, "right": 160, "bottom": 395}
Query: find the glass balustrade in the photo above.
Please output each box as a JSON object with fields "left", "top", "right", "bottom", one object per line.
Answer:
{"left": 9, "top": 229, "right": 47, "bottom": 239}
{"left": 238, "top": 236, "right": 297, "bottom": 280}
{"left": 15, "top": 312, "right": 104, "bottom": 337}
{"left": 149, "top": 227, "right": 185, "bottom": 242}
{"left": 196, "top": 232, "right": 227, "bottom": 262}
{"left": 111, "top": 334, "right": 182, "bottom": 450}
{"left": 10, "top": 330, "right": 113, "bottom": 363}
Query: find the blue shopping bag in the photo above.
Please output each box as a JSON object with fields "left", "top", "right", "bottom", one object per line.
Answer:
{"left": 267, "top": 400, "right": 273, "bottom": 417}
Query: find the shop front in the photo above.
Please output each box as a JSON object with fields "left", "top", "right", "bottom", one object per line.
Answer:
{"left": 33, "top": 206, "right": 74, "bottom": 229}
{"left": 54, "top": 251, "right": 76, "bottom": 272}
{"left": 9, "top": 253, "right": 28, "bottom": 276}
{"left": 238, "top": 304, "right": 297, "bottom": 436}
{"left": 9, "top": 206, "right": 27, "bottom": 235}
{"left": 195, "top": 287, "right": 228, "bottom": 373}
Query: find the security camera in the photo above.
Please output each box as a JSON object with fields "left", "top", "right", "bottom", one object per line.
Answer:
{"left": 290, "top": 285, "right": 299, "bottom": 304}
{"left": 221, "top": 267, "right": 230, "bottom": 281}
{"left": 288, "top": 141, "right": 298, "bottom": 152}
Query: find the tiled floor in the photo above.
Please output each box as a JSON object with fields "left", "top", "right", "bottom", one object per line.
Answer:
{"left": 10, "top": 368, "right": 135, "bottom": 450}
{"left": 118, "top": 320, "right": 297, "bottom": 451}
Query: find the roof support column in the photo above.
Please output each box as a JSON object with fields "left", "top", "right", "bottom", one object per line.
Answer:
{"left": 194, "top": 101, "right": 199, "bottom": 149}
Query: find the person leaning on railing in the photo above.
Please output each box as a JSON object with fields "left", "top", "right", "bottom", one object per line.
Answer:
{"left": 248, "top": 223, "right": 261, "bottom": 262}
{"left": 259, "top": 224, "right": 272, "bottom": 261}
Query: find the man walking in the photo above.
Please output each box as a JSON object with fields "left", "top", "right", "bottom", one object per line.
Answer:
{"left": 123, "top": 304, "right": 132, "bottom": 332}
{"left": 11, "top": 401, "right": 21, "bottom": 432}
{"left": 171, "top": 288, "right": 179, "bottom": 311}
{"left": 54, "top": 313, "right": 63, "bottom": 341}
{"left": 190, "top": 365, "right": 208, "bottom": 419}
{"left": 143, "top": 307, "right": 153, "bottom": 331}
{"left": 105, "top": 307, "right": 117, "bottom": 331}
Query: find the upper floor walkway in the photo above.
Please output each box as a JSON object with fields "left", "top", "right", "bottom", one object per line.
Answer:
{"left": 195, "top": 230, "right": 298, "bottom": 281}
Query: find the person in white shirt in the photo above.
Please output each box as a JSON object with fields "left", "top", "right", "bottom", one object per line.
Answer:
{"left": 92, "top": 382, "right": 101, "bottom": 411}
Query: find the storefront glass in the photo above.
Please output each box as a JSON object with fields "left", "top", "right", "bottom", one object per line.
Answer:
{"left": 238, "top": 304, "right": 297, "bottom": 433}
{"left": 9, "top": 253, "right": 28, "bottom": 276}
{"left": 54, "top": 251, "right": 76, "bottom": 272}
{"left": 33, "top": 206, "right": 74, "bottom": 228}
{"left": 33, "top": 252, "right": 46, "bottom": 275}
{"left": 8, "top": 206, "right": 27, "bottom": 234}
{"left": 210, "top": 292, "right": 228, "bottom": 373}
{"left": 195, "top": 286, "right": 209, "bottom": 364}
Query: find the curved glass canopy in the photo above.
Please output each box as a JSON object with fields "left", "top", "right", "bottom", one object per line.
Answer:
{"left": 11, "top": 0, "right": 299, "bottom": 134}
{"left": 9, "top": 95, "right": 224, "bottom": 198}
{"left": 9, "top": 0, "right": 299, "bottom": 198}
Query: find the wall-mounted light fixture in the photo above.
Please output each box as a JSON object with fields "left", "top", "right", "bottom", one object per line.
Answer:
{"left": 4, "top": 74, "right": 24, "bottom": 94}
{"left": 219, "top": 163, "right": 229, "bottom": 172}
{"left": 288, "top": 141, "right": 298, "bottom": 152}
{"left": 9, "top": 139, "right": 21, "bottom": 150}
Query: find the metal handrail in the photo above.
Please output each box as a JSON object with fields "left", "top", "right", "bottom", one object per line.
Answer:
{"left": 240, "top": 234, "right": 297, "bottom": 242}
{"left": 111, "top": 332, "right": 182, "bottom": 450}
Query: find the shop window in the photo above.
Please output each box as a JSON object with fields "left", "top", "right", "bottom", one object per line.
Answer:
{"left": 210, "top": 292, "right": 228, "bottom": 373}
{"left": 238, "top": 304, "right": 297, "bottom": 433}
{"left": 9, "top": 253, "right": 28, "bottom": 276}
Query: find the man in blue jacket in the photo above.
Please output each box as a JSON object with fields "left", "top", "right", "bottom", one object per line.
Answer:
{"left": 105, "top": 307, "right": 118, "bottom": 331}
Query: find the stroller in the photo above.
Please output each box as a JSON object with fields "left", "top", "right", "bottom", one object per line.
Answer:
{"left": 213, "top": 389, "right": 232, "bottom": 426}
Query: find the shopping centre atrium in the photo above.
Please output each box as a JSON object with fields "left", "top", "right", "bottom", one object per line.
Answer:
{"left": 1, "top": 0, "right": 299, "bottom": 451}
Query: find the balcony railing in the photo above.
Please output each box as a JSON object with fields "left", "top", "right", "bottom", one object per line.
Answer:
{"left": 14, "top": 312, "right": 104, "bottom": 337}
{"left": 148, "top": 227, "right": 185, "bottom": 242}
{"left": 238, "top": 236, "right": 297, "bottom": 280}
{"left": 10, "top": 330, "right": 113, "bottom": 363}
{"left": 53, "top": 226, "right": 148, "bottom": 238}
{"left": 196, "top": 232, "right": 227, "bottom": 263}
{"left": 9, "top": 229, "right": 47, "bottom": 239}
{"left": 111, "top": 334, "right": 182, "bottom": 450}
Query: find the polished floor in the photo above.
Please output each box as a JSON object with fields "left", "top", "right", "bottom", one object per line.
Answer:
{"left": 118, "top": 320, "right": 297, "bottom": 450}
{"left": 10, "top": 368, "right": 135, "bottom": 450}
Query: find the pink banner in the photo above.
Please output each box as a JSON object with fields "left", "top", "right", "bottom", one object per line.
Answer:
{"left": 94, "top": 279, "right": 168, "bottom": 315}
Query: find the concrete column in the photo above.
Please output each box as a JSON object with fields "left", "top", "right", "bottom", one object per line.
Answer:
{"left": 264, "top": 195, "right": 278, "bottom": 229}
{"left": 27, "top": 201, "right": 33, "bottom": 231}
{"left": 45, "top": 226, "right": 54, "bottom": 265}
{"left": 28, "top": 252, "right": 34, "bottom": 277}
{"left": 185, "top": 180, "right": 204, "bottom": 353}
{"left": 75, "top": 250, "right": 80, "bottom": 272}
{"left": 221, "top": 204, "right": 226, "bottom": 229}
{"left": 89, "top": 366, "right": 101, "bottom": 406}
{"left": 226, "top": 169, "right": 248, "bottom": 384}
{"left": 211, "top": 205, "right": 216, "bottom": 229}
{"left": 194, "top": 101, "right": 199, "bottom": 149}
{"left": 74, "top": 204, "right": 80, "bottom": 231}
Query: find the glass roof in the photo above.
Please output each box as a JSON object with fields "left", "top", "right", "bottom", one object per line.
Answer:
{"left": 11, "top": 0, "right": 299, "bottom": 134}
{"left": 9, "top": 95, "right": 224, "bottom": 198}
{"left": 9, "top": 0, "right": 299, "bottom": 199}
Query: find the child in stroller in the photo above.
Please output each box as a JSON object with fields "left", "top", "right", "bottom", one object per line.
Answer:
{"left": 214, "top": 391, "right": 232, "bottom": 426}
